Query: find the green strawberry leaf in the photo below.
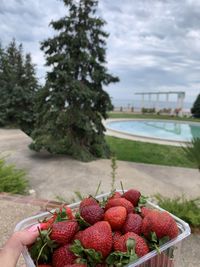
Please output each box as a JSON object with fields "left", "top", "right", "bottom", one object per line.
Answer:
{"left": 84, "top": 248, "right": 103, "bottom": 264}
{"left": 70, "top": 239, "right": 103, "bottom": 266}
{"left": 70, "top": 240, "right": 85, "bottom": 256}
{"left": 159, "top": 236, "right": 170, "bottom": 247}
{"left": 138, "top": 195, "right": 148, "bottom": 206}
{"left": 150, "top": 232, "right": 158, "bottom": 243}
{"left": 29, "top": 228, "right": 57, "bottom": 265}
{"left": 75, "top": 212, "right": 91, "bottom": 229}
{"left": 106, "top": 238, "right": 138, "bottom": 266}
{"left": 106, "top": 250, "right": 138, "bottom": 266}
{"left": 55, "top": 208, "right": 68, "bottom": 222}
{"left": 126, "top": 238, "right": 136, "bottom": 254}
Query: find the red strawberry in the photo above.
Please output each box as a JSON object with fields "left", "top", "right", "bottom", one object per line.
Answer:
{"left": 52, "top": 244, "right": 77, "bottom": 267}
{"left": 105, "top": 198, "right": 134, "bottom": 213}
{"left": 62, "top": 205, "right": 74, "bottom": 220}
{"left": 140, "top": 207, "right": 152, "bottom": 218}
{"left": 79, "top": 197, "right": 98, "bottom": 210}
{"left": 40, "top": 214, "right": 57, "bottom": 230}
{"left": 142, "top": 210, "right": 179, "bottom": 239}
{"left": 108, "top": 191, "right": 121, "bottom": 200}
{"left": 122, "top": 213, "right": 142, "bottom": 235}
{"left": 40, "top": 206, "right": 74, "bottom": 231}
{"left": 80, "top": 205, "right": 104, "bottom": 225}
{"left": 38, "top": 265, "right": 52, "bottom": 267}
{"left": 112, "top": 231, "right": 122, "bottom": 248}
{"left": 73, "top": 230, "right": 84, "bottom": 242}
{"left": 104, "top": 206, "right": 127, "bottom": 230}
{"left": 79, "top": 221, "right": 112, "bottom": 258}
{"left": 50, "top": 221, "right": 79, "bottom": 244}
{"left": 114, "top": 232, "right": 149, "bottom": 257}
{"left": 122, "top": 189, "right": 141, "bottom": 206}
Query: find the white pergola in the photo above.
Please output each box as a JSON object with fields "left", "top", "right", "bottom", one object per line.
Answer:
{"left": 135, "top": 91, "right": 185, "bottom": 115}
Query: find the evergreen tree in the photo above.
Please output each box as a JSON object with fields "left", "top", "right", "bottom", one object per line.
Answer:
{"left": 0, "top": 40, "right": 38, "bottom": 134}
{"left": 191, "top": 94, "right": 200, "bottom": 118}
{"left": 30, "top": 0, "right": 119, "bottom": 161}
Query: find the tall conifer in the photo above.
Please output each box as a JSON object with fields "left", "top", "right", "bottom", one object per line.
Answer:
{"left": 30, "top": 0, "right": 119, "bottom": 161}
{"left": 0, "top": 40, "right": 38, "bottom": 134}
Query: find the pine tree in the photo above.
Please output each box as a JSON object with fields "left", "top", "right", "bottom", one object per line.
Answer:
{"left": 30, "top": 0, "right": 119, "bottom": 161}
{"left": 191, "top": 94, "right": 200, "bottom": 118}
{"left": 0, "top": 40, "right": 38, "bottom": 134}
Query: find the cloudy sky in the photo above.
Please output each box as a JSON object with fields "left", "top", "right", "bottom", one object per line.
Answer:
{"left": 1, "top": 0, "right": 200, "bottom": 106}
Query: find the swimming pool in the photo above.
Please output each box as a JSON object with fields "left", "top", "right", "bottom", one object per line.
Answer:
{"left": 106, "top": 120, "right": 200, "bottom": 142}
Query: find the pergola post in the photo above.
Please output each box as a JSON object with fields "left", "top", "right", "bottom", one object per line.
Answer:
{"left": 148, "top": 94, "right": 151, "bottom": 108}
{"left": 141, "top": 94, "right": 144, "bottom": 109}
{"left": 135, "top": 91, "right": 185, "bottom": 115}
{"left": 166, "top": 93, "right": 169, "bottom": 109}
{"left": 156, "top": 94, "right": 160, "bottom": 111}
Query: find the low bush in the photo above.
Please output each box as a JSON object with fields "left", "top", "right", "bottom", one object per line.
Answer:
{"left": 0, "top": 157, "right": 28, "bottom": 194}
{"left": 155, "top": 194, "right": 200, "bottom": 229}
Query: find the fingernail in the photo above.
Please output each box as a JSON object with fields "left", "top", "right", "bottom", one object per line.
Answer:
{"left": 27, "top": 224, "right": 40, "bottom": 232}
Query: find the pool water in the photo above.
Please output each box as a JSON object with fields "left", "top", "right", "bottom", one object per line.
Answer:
{"left": 106, "top": 120, "right": 200, "bottom": 142}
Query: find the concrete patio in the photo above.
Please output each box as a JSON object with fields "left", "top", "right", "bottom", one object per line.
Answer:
{"left": 0, "top": 129, "right": 200, "bottom": 201}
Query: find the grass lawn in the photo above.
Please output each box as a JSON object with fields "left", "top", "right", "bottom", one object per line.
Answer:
{"left": 106, "top": 136, "right": 195, "bottom": 168}
{"left": 106, "top": 112, "right": 199, "bottom": 168}
{"left": 109, "top": 112, "right": 200, "bottom": 122}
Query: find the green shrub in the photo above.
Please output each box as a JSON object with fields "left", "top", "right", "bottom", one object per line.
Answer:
{"left": 155, "top": 194, "right": 200, "bottom": 228}
{"left": 0, "top": 157, "right": 28, "bottom": 194}
{"left": 191, "top": 94, "right": 200, "bottom": 117}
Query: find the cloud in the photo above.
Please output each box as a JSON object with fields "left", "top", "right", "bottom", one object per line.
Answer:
{"left": 0, "top": 0, "right": 200, "bottom": 103}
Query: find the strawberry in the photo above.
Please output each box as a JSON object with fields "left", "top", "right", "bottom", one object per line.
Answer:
{"left": 122, "top": 213, "right": 142, "bottom": 235}
{"left": 104, "top": 206, "right": 127, "bottom": 230}
{"left": 80, "top": 205, "right": 104, "bottom": 225}
{"left": 40, "top": 214, "right": 57, "bottom": 230}
{"left": 79, "top": 197, "right": 98, "bottom": 210}
{"left": 72, "top": 230, "right": 84, "bottom": 242}
{"left": 108, "top": 191, "right": 121, "bottom": 200}
{"left": 79, "top": 221, "right": 112, "bottom": 258}
{"left": 50, "top": 221, "right": 79, "bottom": 244}
{"left": 105, "top": 198, "right": 134, "bottom": 213}
{"left": 142, "top": 210, "right": 179, "bottom": 239}
{"left": 40, "top": 206, "right": 74, "bottom": 231}
{"left": 52, "top": 244, "right": 77, "bottom": 267}
{"left": 38, "top": 265, "right": 52, "bottom": 267}
{"left": 122, "top": 189, "right": 141, "bottom": 206}
{"left": 112, "top": 231, "right": 122, "bottom": 248}
{"left": 62, "top": 205, "right": 74, "bottom": 220}
{"left": 113, "top": 232, "right": 149, "bottom": 257}
{"left": 140, "top": 206, "right": 152, "bottom": 218}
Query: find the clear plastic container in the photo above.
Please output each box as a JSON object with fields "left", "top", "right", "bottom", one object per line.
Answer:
{"left": 14, "top": 191, "right": 191, "bottom": 267}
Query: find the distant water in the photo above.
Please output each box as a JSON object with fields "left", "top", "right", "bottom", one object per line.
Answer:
{"left": 111, "top": 99, "right": 193, "bottom": 112}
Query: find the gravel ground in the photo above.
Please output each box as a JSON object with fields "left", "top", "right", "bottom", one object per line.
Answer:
{"left": 0, "top": 200, "right": 39, "bottom": 267}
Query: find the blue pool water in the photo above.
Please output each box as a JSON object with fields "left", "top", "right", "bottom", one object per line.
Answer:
{"left": 106, "top": 120, "right": 200, "bottom": 142}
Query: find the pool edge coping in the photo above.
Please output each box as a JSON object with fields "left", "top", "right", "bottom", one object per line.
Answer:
{"left": 104, "top": 118, "right": 200, "bottom": 146}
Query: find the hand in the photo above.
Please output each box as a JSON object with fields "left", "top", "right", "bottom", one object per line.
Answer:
{"left": 0, "top": 226, "right": 39, "bottom": 267}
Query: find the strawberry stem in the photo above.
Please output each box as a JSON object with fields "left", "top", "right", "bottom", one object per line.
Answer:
{"left": 94, "top": 181, "right": 102, "bottom": 197}
{"left": 120, "top": 181, "right": 125, "bottom": 194}
{"left": 36, "top": 241, "right": 48, "bottom": 264}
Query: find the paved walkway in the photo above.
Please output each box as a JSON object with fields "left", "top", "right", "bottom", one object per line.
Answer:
{"left": 0, "top": 129, "right": 200, "bottom": 201}
{"left": 0, "top": 129, "right": 200, "bottom": 266}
